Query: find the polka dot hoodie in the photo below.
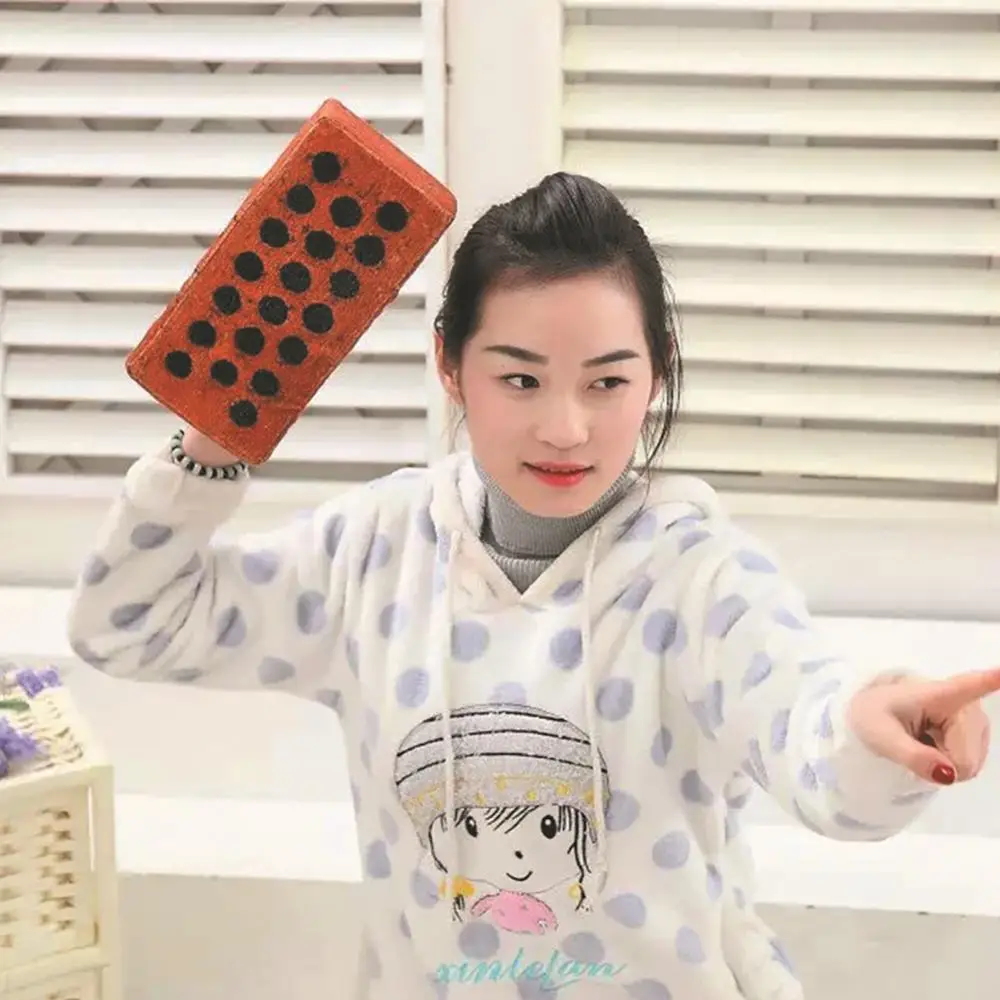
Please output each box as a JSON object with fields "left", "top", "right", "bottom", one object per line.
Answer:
{"left": 68, "top": 443, "right": 938, "bottom": 1000}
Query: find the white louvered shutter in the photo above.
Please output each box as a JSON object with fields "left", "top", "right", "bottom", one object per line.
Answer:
{"left": 0, "top": 0, "right": 447, "bottom": 511}
{"left": 562, "top": 0, "right": 1000, "bottom": 516}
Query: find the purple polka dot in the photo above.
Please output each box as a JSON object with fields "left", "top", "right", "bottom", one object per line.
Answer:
{"left": 688, "top": 681, "right": 725, "bottom": 739}
{"left": 552, "top": 579, "right": 583, "bottom": 604}
{"left": 800, "top": 657, "right": 838, "bottom": 674}
{"left": 606, "top": 790, "right": 640, "bottom": 831}
{"left": 71, "top": 639, "right": 108, "bottom": 668}
{"left": 798, "top": 762, "right": 818, "bottom": 791}
{"left": 324, "top": 514, "right": 345, "bottom": 558}
{"left": 410, "top": 869, "right": 438, "bottom": 908}
{"left": 345, "top": 635, "right": 359, "bottom": 675}
{"left": 679, "top": 530, "right": 710, "bottom": 553}
{"left": 362, "top": 533, "right": 392, "bottom": 576}
{"left": 242, "top": 550, "right": 279, "bottom": 584}
{"left": 174, "top": 553, "right": 202, "bottom": 580}
{"left": 110, "top": 602, "right": 151, "bottom": 631}
{"left": 316, "top": 688, "right": 342, "bottom": 713}
{"left": 617, "top": 575, "right": 653, "bottom": 611}
{"left": 378, "top": 602, "right": 408, "bottom": 639}
{"left": 652, "top": 831, "right": 690, "bottom": 869}
{"left": 396, "top": 667, "right": 430, "bottom": 708}
{"left": 736, "top": 549, "right": 777, "bottom": 573}
{"left": 561, "top": 931, "right": 604, "bottom": 963}
{"left": 451, "top": 620, "right": 489, "bottom": 662}
{"left": 620, "top": 510, "right": 656, "bottom": 541}
{"left": 742, "top": 652, "right": 773, "bottom": 693}
{"left": 82, "top": 555, "right": 110, "bottom": 586}
{"left": 130, "top": 522, "right": 173, "bottom": 550}
{"left": 215, "top": 606, "right": 247, "bottom": 647}
{"left": 139, "top": 629, "right": 171, "bottom": 666}
{"left": 773, "top": 607, "right": 805, "bottom": 629}
{"left": 429, "top": 975, "right": 449, "bottom": 999}
{"left": 365, "top": 840, "right": 391, "bottom": 878}
{"left": 417, "top": 506, "right": 437, "bottom": 543}
{"left": 296, "top": 590, "right": 326, "bottom": 634}
{"left": 604, "top": 893, "right": 646, "bottom": 928}
{"left": 681, "top": 770, "right": 714, "bottom": 805}
{"left": 676, "top": 926, "right": 705, "bottom": 964}
{"left": 771, "top": 709, "right": 790, "bottom": 752}
{"left": 168, "top": 666, "right": 203, "bottom": 683}
{"left": 706, "top": 864, "right": 722, "bottom": 900}
{"left": 771, "top": 939, "right": 795, "bottom": 973}
{"left": 596, "top": 678, "right": 634, "bottom": 721}
{"left": 549, "top": 627, "right": 582, "bottom": 670}
{"left": 705, "top": 594, "right": 749, "bottom": 638}
{"left": 258, "top": 656, "right": 295, "bottom": 684}
{"left": 816, "top": 701, "right": 834, "bottom": 738}
{"left": 651, "top": 727, "right": 673, "bottom": 766}
{"left": 458, "top": 921, "right": 499, "bottom": 959}
{"left": 491, "top": 682, "right": 527, "bottom": 705}
{"left": 626, "top": 980, "right": 673, "bottom": 1000}
{"left": 745, "top": 739, "right": 769, "bottom": 788}
{"left": 643, "top": 609, "right": 685, "bottom": 654}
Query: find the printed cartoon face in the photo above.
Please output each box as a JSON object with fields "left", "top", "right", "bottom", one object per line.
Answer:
{"left": 427, "top": 804, "right": 589, "bottom": 895}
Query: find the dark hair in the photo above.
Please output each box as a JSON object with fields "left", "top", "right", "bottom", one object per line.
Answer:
{"left": 434, "top": 172, "right": 682, "bottom": 472}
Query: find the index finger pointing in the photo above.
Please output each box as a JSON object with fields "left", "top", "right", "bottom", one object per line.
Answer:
{"left": 921, "top": 667, "right": 1000, "bottom": 715}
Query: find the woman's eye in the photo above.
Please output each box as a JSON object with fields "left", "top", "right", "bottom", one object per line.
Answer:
{"left": 463, "top": 814, "right": 479, "bottom": 838}
{"left": 502, "top": 374, "right": 540, "bottom": 391}
{"left": 594, "top": 376, "right": 628, "bottom": 391}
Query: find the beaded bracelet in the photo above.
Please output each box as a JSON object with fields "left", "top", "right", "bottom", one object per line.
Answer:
{"left": 168, "top": 428, "right": 249, "bottom": 481}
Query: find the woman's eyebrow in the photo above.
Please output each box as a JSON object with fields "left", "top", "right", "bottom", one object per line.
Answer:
{"left": 482, "top": 345, "right": 640, "bottom": 367}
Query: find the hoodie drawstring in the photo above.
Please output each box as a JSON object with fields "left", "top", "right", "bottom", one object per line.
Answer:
{"left": 435, "top": 525, "right": 609, "bottom": 903}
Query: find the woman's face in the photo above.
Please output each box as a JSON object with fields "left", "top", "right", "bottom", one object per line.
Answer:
{"left": 437, "top": 272, "right": 657, "bottom": 518}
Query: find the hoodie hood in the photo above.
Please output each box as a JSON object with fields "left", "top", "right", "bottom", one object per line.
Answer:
{"left": 427, "top": 451, "right": 725, "bottom": 611}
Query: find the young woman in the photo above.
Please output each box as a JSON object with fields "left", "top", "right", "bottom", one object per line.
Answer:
{"left": 69, "top": 173, "right": 996, "bottom": 1000}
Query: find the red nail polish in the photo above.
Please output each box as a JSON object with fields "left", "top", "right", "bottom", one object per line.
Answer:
{"left": 932, "top": 763, "right": 956, "bottom": 786}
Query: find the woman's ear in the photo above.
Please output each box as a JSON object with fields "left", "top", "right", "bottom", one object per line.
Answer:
{"left": 434, "top": 332, "right": 463, "bottom": 405}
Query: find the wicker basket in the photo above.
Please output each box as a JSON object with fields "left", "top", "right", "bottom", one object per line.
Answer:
{"left": 0, "top": 664, "right": 121, "bottom": 1000}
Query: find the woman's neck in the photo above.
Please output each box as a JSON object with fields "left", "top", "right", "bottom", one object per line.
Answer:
{"left": 475, "top": 460, "right": 635, "bottom": 560}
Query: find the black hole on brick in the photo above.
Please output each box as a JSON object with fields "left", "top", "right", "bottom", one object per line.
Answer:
{"left": 234, "top": 251, "right": 264, "bottom": 282}
{"left": 229, "top": 400, "right": 258, "bottom": 428}
{"left": 213, "top": 285, "right": 241, "bottom": 315}
{"left": 165, "top": 350, "right": 192, "bottom": 379}
{"left": 259, "top": 218, "right": 290, "bottom": 248}
{"left": 234, "top": 326, "right": 266, "bottom": 356}
{"left": 329, "top": 270, "right": 360, "bottom": 300}
{"left": 286, "top": 184, "right": 315, "bottom": 214}
{"left": 278, "top": 336, "right": 309, "bottom": 365}
{"left": 211, "top": 359, "right": 238, "bottom": 387}
{"left": 258, "top": 296, "right": 289, "bottom": 326}
{"left": 305, "top": 230, "right": 336, "bottom": 261}
{"left": 353, "top": 235, "right": 385, "bottom": 268}
{"left": 376, "top": 201, "right": 408, "bottom": 233}
{"left": 250, "top": 369, "right": 280, "bottom": 397}
{"left": 303, "top": 303, "right": 334, "bottom": 334}
{"left": 187, "top": 321, "right": 216, "bottom": 349}
{"left": 312, "top": 152, "right": 342, "bottom": 184}
{"left": 280, "top": 261, "right": 312, "bottom": 294}
{"left": 330, "top": 196, "right": 362, "bottom": 229}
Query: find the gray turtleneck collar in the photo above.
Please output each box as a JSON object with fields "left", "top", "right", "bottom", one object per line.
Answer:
{"left": 474, "top": 460, "right": 636, "bottom": 592}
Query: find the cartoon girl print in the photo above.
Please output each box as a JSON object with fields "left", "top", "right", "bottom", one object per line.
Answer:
{"left": 394, "top": 702, "right": 612, "bottom": 937}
